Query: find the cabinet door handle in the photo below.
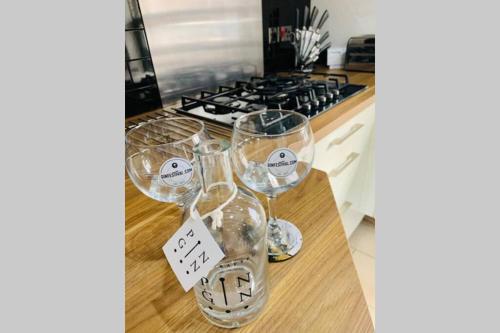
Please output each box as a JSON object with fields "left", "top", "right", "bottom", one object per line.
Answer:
{"left": 329, "top": 152, "right": 359, "bottom": 177}
{"left": 328, "top": 123, "right": 364, "bottom": 149}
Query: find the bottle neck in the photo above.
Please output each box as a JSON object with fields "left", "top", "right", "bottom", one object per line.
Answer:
{"left": 195, "top": 140, "right": 235, "bottom": 195}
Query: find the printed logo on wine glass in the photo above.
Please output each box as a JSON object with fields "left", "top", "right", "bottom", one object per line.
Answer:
{"left": 159, "top": 158, "right": 194, "bottom": 187}
{"left": 266, "top": 148, "right": 298, "bottom": 177}
{"left": 197, "top": 258, "right": 256, "bottom": 312}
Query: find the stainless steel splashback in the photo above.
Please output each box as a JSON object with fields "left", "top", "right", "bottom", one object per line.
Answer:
{"left": 138, "top": 0, "right": 264, "bottom": 106}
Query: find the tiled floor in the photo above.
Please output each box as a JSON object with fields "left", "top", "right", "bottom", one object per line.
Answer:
{"left": 349, "top": 220, "right": 375, "bottom": 327}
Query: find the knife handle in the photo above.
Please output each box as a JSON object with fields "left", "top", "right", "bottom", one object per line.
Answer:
{"left": 319, "top": 42, "right": 331, "bottom": 54}
{"left": 319, "top": 31, "right": 329, "bottom": 45}
{"left": 304, "top": 55, "right": 319, "bottom": 67}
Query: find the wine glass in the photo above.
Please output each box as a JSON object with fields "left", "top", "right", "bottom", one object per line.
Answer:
{"left": 231, "top": 110, "right": 315, "bottom": 261}
{"left": 125, "top": 117, "right": 210, "bottom": 208}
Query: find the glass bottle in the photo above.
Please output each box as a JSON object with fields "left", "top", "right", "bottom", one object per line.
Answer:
{"left": 185, "top": 139, "right": 269, "bottom": 328}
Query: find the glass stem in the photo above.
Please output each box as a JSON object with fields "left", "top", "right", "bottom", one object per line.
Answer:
{"left": 266, "top": 195, "right": 285, "bottom": 248}
{"left": 266, "top": 195, "right": 278, "bottom": 222}
{"left": 177, "top": 203, "right": 185, "bottom": 226}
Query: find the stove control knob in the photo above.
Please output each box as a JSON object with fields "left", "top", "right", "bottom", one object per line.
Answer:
{"left": 318, "top": 95, "right": 327, "bottom": 104}
{"left": 301, "top": 102, "right": 312, "bottom": 112}
{"left": 333, "top": 89, "right": 340, "bottom": 97}
{"left": 325, "top": 92, "right": 334, "bottom": 100}
{"left": 312, "top": 99, "right": 320, "bottom": 107}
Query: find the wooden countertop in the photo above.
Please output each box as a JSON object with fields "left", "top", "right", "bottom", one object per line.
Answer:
{"left": 125, "top": 66, "right": 375, "bottom": 143}
{"left": 126, "top": 168, "right": 374, "bottom": 332}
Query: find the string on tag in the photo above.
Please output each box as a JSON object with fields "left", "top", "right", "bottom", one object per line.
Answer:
{"left": 189, "top": 182, "right": 238, "bottom": 230}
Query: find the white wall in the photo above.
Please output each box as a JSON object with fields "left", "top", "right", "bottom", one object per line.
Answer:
{"left": 312, "top": 0, "right": 375, "bottom": 49}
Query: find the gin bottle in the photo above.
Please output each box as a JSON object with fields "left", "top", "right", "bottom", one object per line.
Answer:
{"left": 185, "top": 139, "right": 269, "bottom": 328}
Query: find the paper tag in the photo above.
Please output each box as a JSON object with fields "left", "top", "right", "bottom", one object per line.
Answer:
{"left": 159, "top": 158, "right": 194, "bottom": 187}
{"left": 162, "top": 213, "right": 225, "bottom": 292}
{"left": 266, "top": 148, "right": 298, "bottom": 177}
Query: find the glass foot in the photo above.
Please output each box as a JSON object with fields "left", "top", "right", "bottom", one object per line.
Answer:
{"left": 267, "top": 219, "right": 303, "bottom": 262}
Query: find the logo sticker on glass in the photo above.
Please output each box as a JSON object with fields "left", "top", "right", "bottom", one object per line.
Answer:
{"left": 266, "top": 148, "right": 298, "bottom": 177}
{"left": 159, "top": 158, "right": 194, "bottom": 187}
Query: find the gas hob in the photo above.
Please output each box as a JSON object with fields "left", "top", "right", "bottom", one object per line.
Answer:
{"left": 172, "top": 72, "right": 367, "bottom": 127}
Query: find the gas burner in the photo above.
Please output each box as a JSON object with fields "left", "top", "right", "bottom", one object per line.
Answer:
{"left": 213, "top": 96, "right": 232, "bottom": 104}
{"left": 247, "top": 77, "right": 302, "bottom": 95}
{"left": 245, "top": 95, "right": 261, "bottom": 102}
{"left": 203, "top": 103, "right": 232, "bottom": 115}
{"left": 228, "top": 101, "right": 241, "bottom": 108}
{"left": 268, "top": 93, "right": 289, "bottom": 105}
{"left": 204, "top": 104, "right": 217, "bottom": 113}
{"left": 268, "top": 94, "right": 291, "bottom": 110}
{"left": 246, "top": 104, "right": 267, "bottom": 112}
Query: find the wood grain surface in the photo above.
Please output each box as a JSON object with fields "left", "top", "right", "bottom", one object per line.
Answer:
{"left": 126, "top": 168, "right": 374, "bottom": 332}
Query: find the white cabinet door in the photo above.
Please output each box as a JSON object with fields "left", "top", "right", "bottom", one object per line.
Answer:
{"left": 313, "top": 103, "right": 376, "bottom": 236}
{"left": 313, "top": 105, "right": 374, "bottom": 175}
{"left": 346, "top": 117, "right": 375, "bottom": 218}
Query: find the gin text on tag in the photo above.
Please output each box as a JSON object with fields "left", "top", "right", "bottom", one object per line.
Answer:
{"left": 162, "top": 214, "right": 225, "bottom": 292}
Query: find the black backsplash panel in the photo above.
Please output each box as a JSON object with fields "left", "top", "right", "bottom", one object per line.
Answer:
{"left": 262, "top": 0, "right": 310, "bottom": 74}
{"left": 125, "top": 0, "right": 162, "bottom": 118}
